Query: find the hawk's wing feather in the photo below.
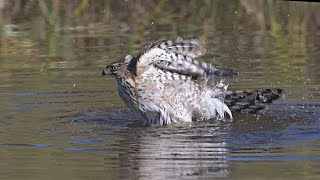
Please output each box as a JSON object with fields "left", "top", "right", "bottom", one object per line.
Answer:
{"left": 135, "top": 38, "right": 206, "bottom": 60}
{"left": 157, "top": 38, "right": 207, "bottom": 58}
{"left": 153, "top": 55, "right": 238, "bottom": 78}
{"left": 133, "top": 39, "right": 238, "bottom": 78}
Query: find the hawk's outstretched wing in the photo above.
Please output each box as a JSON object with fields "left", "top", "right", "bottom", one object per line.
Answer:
{"left": 129, "top": 38, "right": 238, "bottom": 79}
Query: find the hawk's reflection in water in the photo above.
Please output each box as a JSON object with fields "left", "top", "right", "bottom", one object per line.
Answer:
{"left": 116, "top": 117, "right": 231, "bottom": 179}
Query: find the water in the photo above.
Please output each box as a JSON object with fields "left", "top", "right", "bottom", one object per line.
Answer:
{"left": 0, "top": 1, "right": 320, "bottom": 179}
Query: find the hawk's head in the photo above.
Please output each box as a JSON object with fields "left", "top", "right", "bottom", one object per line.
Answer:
{"left": 102, "top": 54, "right": 133, "bottom": 80}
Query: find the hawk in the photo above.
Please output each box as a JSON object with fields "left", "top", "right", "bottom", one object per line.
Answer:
{"left": 102, "top": 38, "right": 282, "bottom": 126}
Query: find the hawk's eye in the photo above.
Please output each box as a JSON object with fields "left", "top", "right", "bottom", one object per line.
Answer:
{"left": 112, "top": 66, "right": 117, "bottom": 71}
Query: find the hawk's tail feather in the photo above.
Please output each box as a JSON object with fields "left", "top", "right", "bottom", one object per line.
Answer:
{"left": 224, "top": 88, "right": 283, "bottom": 113}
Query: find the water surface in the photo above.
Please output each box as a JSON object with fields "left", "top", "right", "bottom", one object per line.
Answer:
{"left": 0, "top": 1, "right": 320, "bottom": 179}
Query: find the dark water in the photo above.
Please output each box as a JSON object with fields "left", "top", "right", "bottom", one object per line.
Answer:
{"left": 1, "top": 1, "right": 320, "bottom": 179}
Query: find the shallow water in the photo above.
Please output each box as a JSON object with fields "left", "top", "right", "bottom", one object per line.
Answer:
{"left": 0, "top": 1, "right": 320, "bottom": 179}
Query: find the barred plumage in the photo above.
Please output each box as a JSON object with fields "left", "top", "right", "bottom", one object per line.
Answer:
{"left": 102, "top": 38, "right": 283, "bottom": 126}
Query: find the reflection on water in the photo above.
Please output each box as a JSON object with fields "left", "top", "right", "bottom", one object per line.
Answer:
{"left": 1, "top": 0, "right": 320, "bottom": 179}
{"left": 120, "top": 125, "right": 230, "bottom": 179}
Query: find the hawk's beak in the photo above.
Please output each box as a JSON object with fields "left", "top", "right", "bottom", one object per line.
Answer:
{"left": 102, "top": 65, "right": 111, "bottom": 76}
